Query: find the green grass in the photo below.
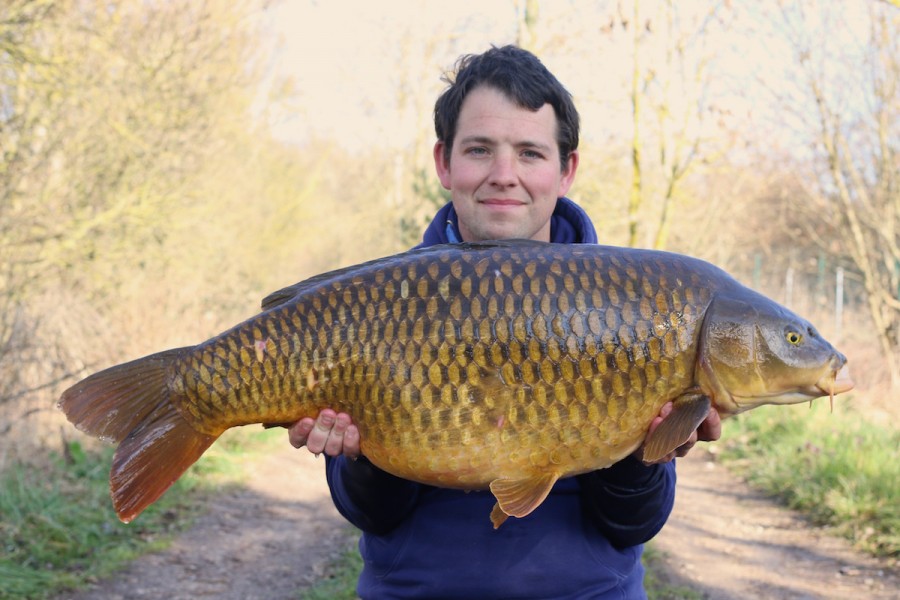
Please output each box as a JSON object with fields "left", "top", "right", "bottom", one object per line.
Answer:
{"left": 717, "top": 400, "right": 900, "bottom": 558}
{"left": 298, "top": 542, "right": 362, "bottom": 600}
{"left": 0, "top": 426, "right": 281, "bottom": 600}
{"left": 642, "top": 544, "right": 704, "bottom": 600}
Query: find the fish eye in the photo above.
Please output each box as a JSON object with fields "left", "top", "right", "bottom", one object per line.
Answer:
{"left": 785, "top": 330, "right": 803, "bottom": 345}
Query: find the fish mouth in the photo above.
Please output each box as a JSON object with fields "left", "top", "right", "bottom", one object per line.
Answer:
{"left": 816, "top": 363, "right": 854, "bottom": 396}
{"left": 770, "top": 362, "right": 855, "bottom": 400}
{"left": 727, "top": 362, "right": 854, "bottom": 412}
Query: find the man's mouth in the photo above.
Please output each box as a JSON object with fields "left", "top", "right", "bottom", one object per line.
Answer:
{"left": 479, "top": 198, "right": 525, "bottom": 207}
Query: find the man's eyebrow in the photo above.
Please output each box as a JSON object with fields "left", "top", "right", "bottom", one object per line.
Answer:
{"left": 458, "top": 135, "right": 495, "bottom": 146}
{"left": 517, "top": 140, "right": 553, "bottom": 152}
{"left": 458, "top": 135, "right": 553, "bottom": 152}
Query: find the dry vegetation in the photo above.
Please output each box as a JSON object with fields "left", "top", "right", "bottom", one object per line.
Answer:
{"left": 0, "top": 0, "right": 897, "bottom": 468}
{"left": 0, "top": 3, "right": 897, "bottom": 597}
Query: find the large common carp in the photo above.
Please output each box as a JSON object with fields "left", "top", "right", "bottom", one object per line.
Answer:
{"left": 59, "top": 240, "right": 852, "bottom": 528}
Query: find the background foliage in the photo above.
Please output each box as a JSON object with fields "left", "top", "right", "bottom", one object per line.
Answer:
{"left": 0, "top": 0, "right": 896, "bottom": 494}
{"left": 0, "top": 1, "right": 897, "bottom": 595}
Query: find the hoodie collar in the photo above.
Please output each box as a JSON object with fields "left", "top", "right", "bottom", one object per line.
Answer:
{"left": 417, "top": 197, "right": 598, "bottom": 248}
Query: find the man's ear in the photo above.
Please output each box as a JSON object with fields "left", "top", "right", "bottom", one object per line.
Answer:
{"left": 433, "top": 141, "right": 452, "bottom": 190}
{"left": 558, "top": 150, "right": 579, "bottom": 197}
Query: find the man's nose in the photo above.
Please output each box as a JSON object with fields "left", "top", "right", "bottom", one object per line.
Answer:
{"left": 488, "top": 151, "right": 517, "bottom": 187}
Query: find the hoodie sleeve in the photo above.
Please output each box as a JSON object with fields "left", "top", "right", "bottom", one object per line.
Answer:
{"left": 325, "top": 455, "right": 422, "bottom": 535}
{"left": 576, "top": 457, "right": 676, "bottom": 548}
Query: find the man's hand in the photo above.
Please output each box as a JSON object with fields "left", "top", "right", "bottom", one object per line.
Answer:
{"left": 288, "top": 409, "right": 361, "bottom": 459}
{"left": 637, "top": 402, "right": 722, "bottom": 464}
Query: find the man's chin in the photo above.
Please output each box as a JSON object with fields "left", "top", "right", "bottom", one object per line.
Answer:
{"left": 470, "top": 223, "right": 546, "bottom": 243}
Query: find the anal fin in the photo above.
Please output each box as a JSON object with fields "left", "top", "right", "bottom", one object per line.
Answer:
{"left": 488, "top": 471, "right": 560, "bottom": 529}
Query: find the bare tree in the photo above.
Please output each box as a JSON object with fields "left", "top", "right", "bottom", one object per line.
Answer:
{"left": 0, "top": 0, "right": 284, "bottom": 447}
{"left": 627, "top": 0, "right": 645, "bottom": 247}
{"left": 764, "top": 1, "right": 899, "bottom": 386}
{"left": 615, "top": 0, "right": 734, "bottom": 248}
{"left": 515, "top": 0, "right": 540, "bottom": 52}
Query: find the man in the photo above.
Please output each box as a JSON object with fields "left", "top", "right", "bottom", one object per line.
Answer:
{"left": 289, "top": 45, "right": 721, "bottom": 599}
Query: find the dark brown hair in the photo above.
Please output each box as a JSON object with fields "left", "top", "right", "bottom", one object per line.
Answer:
{"left": 433, "top": 45, "right": 580, "bottom": 170}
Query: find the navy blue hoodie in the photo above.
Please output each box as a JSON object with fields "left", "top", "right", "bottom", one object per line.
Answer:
{"left": 325, "top": 198, "right": 676, "bottom": 599}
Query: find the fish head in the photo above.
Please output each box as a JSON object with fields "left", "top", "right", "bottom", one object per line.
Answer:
{"left": 697, "top": 290, "right": 853, "bottom": 417}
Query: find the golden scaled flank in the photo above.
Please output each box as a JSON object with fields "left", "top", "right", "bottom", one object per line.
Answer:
{"left": 176, "top": 245, "right": 707, "bottom": 485}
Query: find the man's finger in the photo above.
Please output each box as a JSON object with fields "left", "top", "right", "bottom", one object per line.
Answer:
{"left": 306, "top": 410, "right": 336, "bottom": 455}
{"left": 323, "top": 412, "right": 351, "bottom": 457}
{"left": 697, "top": 409, "right": 723, "bottom": 442}
{"left": 288, "top": 418, "right": 315, "bottom": 449}
{"left": 343, "top": 424, "right": 361, "bottom": 459}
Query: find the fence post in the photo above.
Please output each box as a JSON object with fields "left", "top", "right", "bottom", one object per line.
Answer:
{"left": 835, "top": 267, "right": 844, "bottom": 341}
{"left": 753, "top": 253, "right": 762, "bottom": 290}
{"left": 785, "top": 267, "right": 794, "bottom": 308}
{"left": 817, "top": 253, "right": 826, "bottom": 305}
{"left": 895, "top": 259, "right": 899, "bottom": 300}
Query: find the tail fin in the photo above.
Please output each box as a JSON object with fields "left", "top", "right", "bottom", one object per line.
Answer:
{"left": 58, "top": 348, "right": 219, "bottom": 523}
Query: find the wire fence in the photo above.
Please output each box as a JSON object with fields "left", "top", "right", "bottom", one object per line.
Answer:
{"left": 731, "top": 252, "right": 875, "bottom": 346}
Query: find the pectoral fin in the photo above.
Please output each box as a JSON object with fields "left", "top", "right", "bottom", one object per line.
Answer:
{"left": 488, "top": 471, "right": 560, "bottom": 529}
{"left": 642, "top": 393, "right": 711, "bottom": 463}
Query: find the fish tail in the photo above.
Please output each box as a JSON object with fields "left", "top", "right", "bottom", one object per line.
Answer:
{"left": 58, "top": 348, "right": 218, "bottom": 523}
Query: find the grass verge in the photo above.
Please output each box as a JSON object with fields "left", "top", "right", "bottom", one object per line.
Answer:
{"left": 298, "top": 542, "right": 362, "bottom": 600}
{"left": 716, "top": 400, "right": 899, "bottom": 559}
{"left": 642, "top": 543, "right": 704, "bottom": 600}
{"left": 0, "top": 426, "right": 281, "bottom": 600}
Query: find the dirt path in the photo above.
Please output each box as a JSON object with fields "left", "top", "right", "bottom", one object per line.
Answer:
{"left": 57, "top": 446, "right": 898, "bottom": 600}
{"left": 652, "top": 450, "right": 899, "bottom": 599}
{"left": 56, "top": 447, "right": 353, "bottom": 600}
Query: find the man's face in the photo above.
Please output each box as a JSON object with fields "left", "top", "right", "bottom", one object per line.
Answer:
{"left": 433, "top": 86, "right": 578, "bottom": 242}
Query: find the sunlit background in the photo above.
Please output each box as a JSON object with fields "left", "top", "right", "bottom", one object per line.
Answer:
{"left": 1, "top": 2, "right": 898, "bottom": 595}
{"left": 1, "top": 0, "right": 897, "bottom": 477}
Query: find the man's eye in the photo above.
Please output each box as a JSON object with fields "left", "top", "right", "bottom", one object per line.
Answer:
{"left": 522, "top": 150, "right": 543, "bottom": 159}
{"left": 466, "top": 147, "right": 487, "bottom": 155}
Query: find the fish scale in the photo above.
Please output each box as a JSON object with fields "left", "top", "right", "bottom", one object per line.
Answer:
{"left": 58, "top": 240, "right": 852, "bottom": 527}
